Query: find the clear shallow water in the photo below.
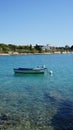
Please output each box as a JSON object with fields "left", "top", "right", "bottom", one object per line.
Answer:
{"left": 0, "top": 54, "right": 73, "bottom": 130}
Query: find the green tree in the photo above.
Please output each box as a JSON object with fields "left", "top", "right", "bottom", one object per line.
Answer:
{"left": 70, "top": 45, "right": 73, "bottom": 50}
{"left": 8, "top": 44, "right": 17, "bottom": 51}
{"left": 34, "top": 44, "right": 42, "bottom": 53}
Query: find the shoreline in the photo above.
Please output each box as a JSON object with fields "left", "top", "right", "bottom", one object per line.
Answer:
{"left": 0, "top": 51, "right": 73, "bottom": 56}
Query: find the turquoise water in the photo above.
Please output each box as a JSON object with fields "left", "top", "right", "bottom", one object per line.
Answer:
{"left": 0, "top": 54, "right": 73, "bottom": 130}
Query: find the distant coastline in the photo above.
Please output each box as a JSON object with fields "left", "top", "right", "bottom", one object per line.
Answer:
{"left": 0, "top": 43, "right": 73, "bottom": 55}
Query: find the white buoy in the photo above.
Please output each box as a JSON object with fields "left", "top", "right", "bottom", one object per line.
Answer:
{"left": 49, "top": 70, "right": 53, "bottom": 75}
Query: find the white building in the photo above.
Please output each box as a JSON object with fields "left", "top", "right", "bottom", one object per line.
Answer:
{"left": 42, "top": 44, "right": 54, "bottom": 51}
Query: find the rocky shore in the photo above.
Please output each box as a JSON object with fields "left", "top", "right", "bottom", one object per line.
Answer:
{"left": 0, "top": 51, "right": 73, "bottom": 56}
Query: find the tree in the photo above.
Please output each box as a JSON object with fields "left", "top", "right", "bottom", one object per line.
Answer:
{"left": 70, "top": 45, "right": 73, "bottom": 50}
{"left": 29, "top": 44, "right": 32, "bottom": 50}
{"left": 34, "top": 44, "right": 42, "bottom": 53}
{"left": 8, "top": 44, "right": 16, "bottom": 51}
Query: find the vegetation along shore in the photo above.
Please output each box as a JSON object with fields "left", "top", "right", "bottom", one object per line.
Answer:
{"left": 0, "top": 43, "right": 73, "bottom": 55}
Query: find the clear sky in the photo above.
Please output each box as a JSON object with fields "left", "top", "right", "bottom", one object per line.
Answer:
{"left": 0, "top": 0, "right": 73, "bottom": 47}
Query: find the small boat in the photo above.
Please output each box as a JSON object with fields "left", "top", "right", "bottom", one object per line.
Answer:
{"left": 14, "top": 66, "right": 47, "bottom": 74}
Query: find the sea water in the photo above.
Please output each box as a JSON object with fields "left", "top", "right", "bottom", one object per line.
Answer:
{"left": 0, "top": 54, "right": 73, "bottom": 130}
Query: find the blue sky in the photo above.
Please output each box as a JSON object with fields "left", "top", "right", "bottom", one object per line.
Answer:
{"left": 0, "top": 0, "right": 73, "bottom": 47}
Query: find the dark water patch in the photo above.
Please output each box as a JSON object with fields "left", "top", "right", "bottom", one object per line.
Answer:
{"left": 0, "top": 113, "right": 11, "bottom": 121}
{"left": 43, "top": 91, "right": 60, "bottom": 111}
{"left": 51, "top": 100, "right": 73, "bottom": 130}
{"left": 44, "top": 92, "right": 56, "bottom": 103}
